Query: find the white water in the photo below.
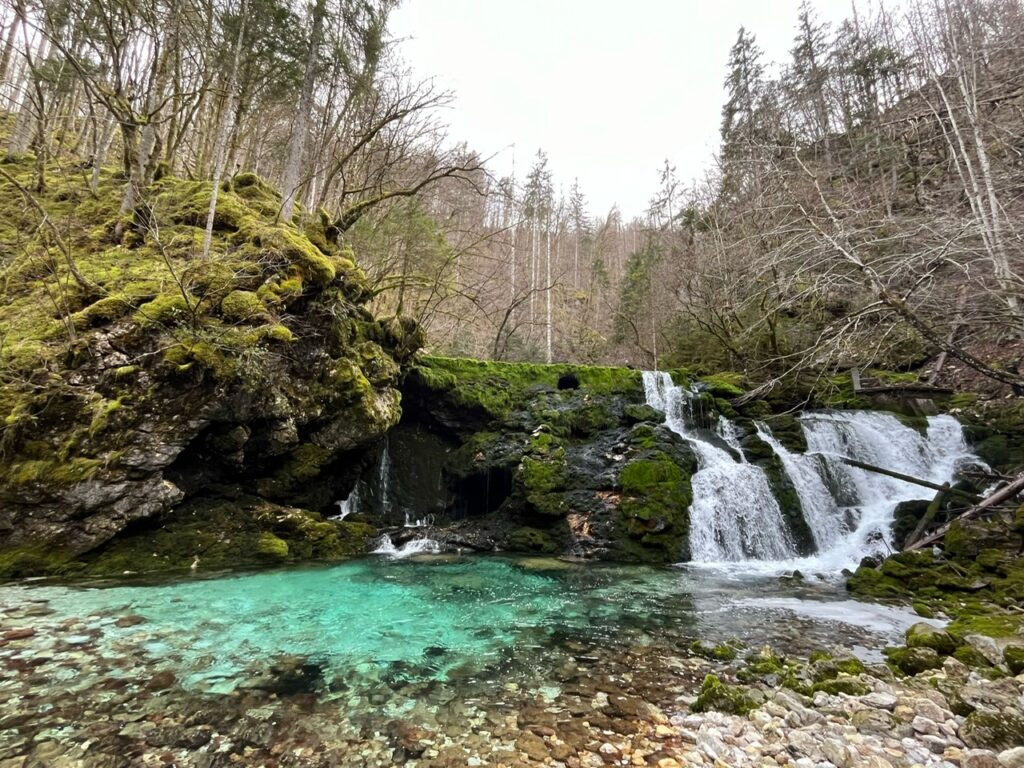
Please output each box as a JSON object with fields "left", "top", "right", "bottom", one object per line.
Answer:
{"left": 378, "top": 439, "right": 393, "bottom": 517}
{"left": 372, "top": 534, "right": 444, "bottom": 558}
{"left": 643, "top": 371, "right": 978, "bottom": 575}
{"left": 643, "top": 372, "right": 796, "bottom": 561}
{"left": 755, "top": 422, "right": 846, "bottom": 551}
{"left": 330, "top": 486, "right": 360, "bottom": 521}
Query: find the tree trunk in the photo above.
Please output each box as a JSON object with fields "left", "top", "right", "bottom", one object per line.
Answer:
{"left": 279, "top": 0, "right": 327, "bottom": 223}
{"left": 203, "top": 1, "right": 247, "bottom": 259}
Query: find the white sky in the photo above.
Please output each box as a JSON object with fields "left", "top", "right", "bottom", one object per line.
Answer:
{"left": 390, "top": 0, "right": 861, "bottom": 218}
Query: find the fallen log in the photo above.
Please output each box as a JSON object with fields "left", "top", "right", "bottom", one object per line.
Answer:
{"left": 906, "top": 473, "right": 1024, "bottom": 551}
{"left": 903, "top": 483, "right": 949, "bottom": 549}
{"left": 839, "top": 458, "right": 982, "bottom": 504}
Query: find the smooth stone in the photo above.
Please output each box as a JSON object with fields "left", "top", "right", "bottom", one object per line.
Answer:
{"left": 963, "top": 749, "right": 1002, "bottom": 768}
{"left": 999, "top": 747, "right": 1024, "bottom": 768}
{"left": 862, "top": 692, "right": 898, "bottom": 710}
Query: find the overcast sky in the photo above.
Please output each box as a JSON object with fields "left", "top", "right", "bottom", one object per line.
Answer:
{"left": 389, "top": 0, "right": 862, "bottom": 218}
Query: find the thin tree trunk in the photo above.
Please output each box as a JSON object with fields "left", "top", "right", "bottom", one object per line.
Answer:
{"left": 279, "top": 0, "right": 327, "bottom": 223}
{"left": 203, "top": 2, "right": 246, "bottom": 259}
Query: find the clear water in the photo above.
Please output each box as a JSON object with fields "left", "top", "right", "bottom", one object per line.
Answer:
{"left": 0, "top": 556, "right": 936, "bottom": 764}
{"left": 1, "top": 556, "right": 926, "bottom": 698}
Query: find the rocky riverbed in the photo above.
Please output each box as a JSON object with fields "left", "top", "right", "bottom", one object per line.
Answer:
{"left": 2, "top": 557, "right": 1023, "bottom": 768}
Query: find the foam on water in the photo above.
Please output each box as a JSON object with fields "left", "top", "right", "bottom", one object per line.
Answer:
{"left": 643, "top": 371, "right": 979, "bottom": 575}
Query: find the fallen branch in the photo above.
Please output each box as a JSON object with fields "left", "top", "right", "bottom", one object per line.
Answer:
{"left": 840, "top": 458, "right": 982, "bottom": 503}
{"left": 906, "top": 473, "right": 1024, "bottom": 551}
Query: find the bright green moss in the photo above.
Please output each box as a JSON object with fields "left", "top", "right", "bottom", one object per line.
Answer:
{"left": 698, "top": 372, "right": 745, "bottom": 397}
{"left": 256, "top": 532, "right": 289, "bottom": 560}
{"left": 7, "top": 457, "right": 103, "bottom": 487}
{"left": 220, "top": 289, "right": 266, "bottom": 322}
{"left": 408, "top": 356, "right": 645, "bottom": 422}
{"left": 692, "top": 674, "right": 756, "bottom": 715}
{"left": 135, "top": 292, "right": 195, "bottom": 327}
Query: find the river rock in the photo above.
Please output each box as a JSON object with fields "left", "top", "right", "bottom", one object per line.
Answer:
{"left": 999, "top": 747, "right": 1024, "bottom": 768}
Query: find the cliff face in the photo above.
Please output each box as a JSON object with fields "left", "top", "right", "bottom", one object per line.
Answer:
{"left": 0, "top": 164, "right": 422, "bottom": 577}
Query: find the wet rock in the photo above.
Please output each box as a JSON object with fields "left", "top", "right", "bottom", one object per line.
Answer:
{"left": 145, "top": 670, "right": 176, "bottom": 691}
{"left": 114, "top": 615, "right": 147, "bottom": 628}
{"left": 1, "top": 628, "right": 35, "bottom": 642}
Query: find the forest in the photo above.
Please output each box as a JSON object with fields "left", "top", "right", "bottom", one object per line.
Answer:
{"left": 1, "top": 0, "right": 1021, "bottom": 385}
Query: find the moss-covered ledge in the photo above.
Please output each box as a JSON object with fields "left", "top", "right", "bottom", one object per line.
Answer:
{"left": 0, "top": 158, "right": 420, "bottom": 579}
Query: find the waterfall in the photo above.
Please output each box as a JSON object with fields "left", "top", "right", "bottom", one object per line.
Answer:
{"left": 378, "top": 438, "right": 393, "bottom": 517}
{"left": 784, "top": 411, "right": 978, "bottom": 570}
{"left": 642, "top": 372, "right": 979, "bottom": 573}
{"left": 330, "top": 486, "right": 360, "bottom": 521}
{"left": 643, "top": 372, "right": 797, "bottom": 562}
{"left": 755, "top": 423, "right": 847, "bottom": 551}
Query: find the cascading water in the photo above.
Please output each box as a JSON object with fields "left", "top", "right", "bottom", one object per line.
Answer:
{"left": 643, "top": 371, "right": 980, "bottom": 574}
{"left": 643, "top": 372, "right": 797, "bottom": 561}
{"left": 780, "top": 411, "right": 978, "bottom": 571}
{"left": 330, "top": 486, "right": 360, "bottom": 521}
{"left": 378, "top": 438, "right": 393, "bottom": 517}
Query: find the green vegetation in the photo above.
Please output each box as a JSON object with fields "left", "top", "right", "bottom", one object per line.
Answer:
{"left": 407, "top": 355, "right": 653, "bottom": 422}
{"left": 692, "top": 674, "right": 756, "bottom": 716}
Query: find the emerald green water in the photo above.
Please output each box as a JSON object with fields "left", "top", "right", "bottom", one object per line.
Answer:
{"left": 2, "top": 555, "right": 922, "bottom": 697}
{"left": 0, "top": 555, "right": 933, "bottom": 765}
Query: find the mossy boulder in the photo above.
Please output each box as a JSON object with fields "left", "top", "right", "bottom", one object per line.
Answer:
{"left": 905, "top": 622, "right": 958, "bottom": 656}
{"left": 691, "top": 674, "right": 756, "bottom": 715}
{"left": 0, "top": 159, "right": 416, "bottom": 576}
{"left": 884, "top": 646, "right": 944, "bottom": 675}
{"left": 1003, "top": 645, "right": 1024, "bottom": 675}
{"left": 507, "top": 527, "right": 558, "bottom": 554}
{"left": 960, "top": 710, "right": 1024, "bottom": 751}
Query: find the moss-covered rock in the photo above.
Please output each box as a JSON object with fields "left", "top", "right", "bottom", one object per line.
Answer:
{"left": 691, "top": 674, "right": 756, "bottom": 715}
{"left": 960, "top": 710, "right": 1024, "bottom": 751}
{"left": 0, "top": 158, "right": 417, "bottom": 576}
{"left": 884, "top": 646, "right": 944, "bottom": 675}
{"left": 905, "top": 622, "right": 958, "bottom": 656}
{"left": 1003, "top": 645, "right": 1024, "bottom": 675}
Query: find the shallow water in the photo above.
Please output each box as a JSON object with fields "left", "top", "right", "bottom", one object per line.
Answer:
{"left": 0, "top": 555, "right": 927, "bottom": 765}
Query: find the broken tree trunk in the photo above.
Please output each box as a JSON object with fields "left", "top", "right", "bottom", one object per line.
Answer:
{"left": 903, "top": 483, "right": 949, "bottom": 549}
{"left": 906, "top": 473, "right": 1024, "bottom": 551}
{"left": 839, "top": 458, "right": 982, "bottom": 504}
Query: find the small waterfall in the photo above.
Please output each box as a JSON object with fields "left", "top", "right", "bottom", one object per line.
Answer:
{"left": 786, "top": 412, "right": 977, "bottom": 569}
{"left": 643, "top": 372, "right": 796, "bottom": 562}
{"left": 373, "top": 534, "right": 444, "bottom": 558}
{"left": 643, "top": 372, "right": 979, "bottom": 573}
{"left": 755, "top": 423, "right": 847, "bottom": 551}
{"left": 378, "top": 439, "right": 393, "bottom": 517}
{"left": 330, "top": 486, "right": 360, "bottom": 521}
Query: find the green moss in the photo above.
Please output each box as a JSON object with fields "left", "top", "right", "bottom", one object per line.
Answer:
{"left": 220, "top": 290, "right": 267, "bottom": 322}
{"left": 952, "top": 645, "right": 995, "bottom": 669}
{"left": 507, "top": 526, "right": 558, "bottom": 553}
{"left": 698, "top": 372, "right": 745, "bottom": 398}
{"left": 135, "top": 292, "right": 195, "bottom": 327}
{"left": 407, "top": 356, "right": 644, "bottom": 422}
{"left": 692, "top": 674, "right": 756, "bottom": 715}
{"left": 884, "top": 646, "right": 944, "bottom": 675}
{"left": 1003, "top": 645, "right": 1024, "bottom": 675}
{"left": 256, "top": 532, "right": 289, "bottom": 560}
{"left": 905, "top": 622, "right": 958, "bottom": 655}
{"left": 960, "top": 710, "right": 1024, "bottom": 751}
{"left": 257, "top": 444, "right": 334, "bottom": 499}
{"left": 615, "top": 452, "right": 692, "bottom": 561}
{"left": 690, "top": 640, "right": 738, "bottom": 661}
{"left": 6, "top": 457, "right": 103, "bottom": 487}
{"left": 0, "top": 545, "right": 76, "bottom": 580}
